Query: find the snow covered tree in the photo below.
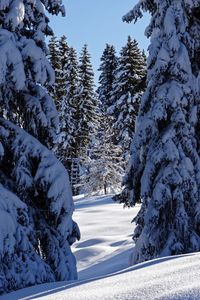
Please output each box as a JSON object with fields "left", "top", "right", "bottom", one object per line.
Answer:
{"left": 82, "top": 113, "right": 125, "bottom": 195}
{"left": 55, "top": 46, "right": 80, "bottom": 176}
{"left": 56, "top": 35, "right": 70, "bottom": 108}
{"left": 76, "top": 44, "right": 98, "bottom": 156}
{"left": 0, "top": 0, "right": 79, "bottom": 293}
{"left": 97, "top": 44, "right": 118, "bottom": 110}
{"left": 118, "top": 0, "right": 200, "bottom": 264}
{"left": 108, "top": 36, "right": 146, "bottom": 158}
{"left": 70, "top": 45, "right": 98, "bottom": 195}
{"left": 47, "top": 35, "right": 60, "bottom": 105}
{"left": 189, "top": 4, "right": 200, "bottom": 168}
{"left": 48, "top": 35, "right": 70, "bottom": 110}
{"left": 48, "top": 36, "right": 80, "bottom": 182}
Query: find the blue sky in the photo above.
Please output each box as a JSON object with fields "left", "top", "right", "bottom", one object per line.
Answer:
{"left": 49, "top": 0, "right": 150, "bottom": 84}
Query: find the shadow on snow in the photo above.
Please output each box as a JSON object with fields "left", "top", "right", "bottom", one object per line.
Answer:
{"left": 3, "top": 252, "right": 197, "bottom": 300}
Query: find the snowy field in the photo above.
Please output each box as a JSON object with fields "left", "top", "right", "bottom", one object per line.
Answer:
{"left": 73, "top": 194, "right": 137, "bottom": 280}
{"left": 2, "top": 195, "right": 200, "bottom": 300}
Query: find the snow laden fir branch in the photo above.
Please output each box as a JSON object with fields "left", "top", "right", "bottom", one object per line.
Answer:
{"left": 0, "top": 119, "right": 80, "bottom": 291}
{"left": 0, "top": 0, "right": 80, "bottom": 294}
{"left": 118, "top": 0, "right": 200, "bottom": 264}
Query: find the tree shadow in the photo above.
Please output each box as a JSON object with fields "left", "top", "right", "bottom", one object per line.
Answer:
{"left": 74, "top": 195, "right": 115, "bottom": 210}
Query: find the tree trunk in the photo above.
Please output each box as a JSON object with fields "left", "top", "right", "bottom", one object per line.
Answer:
{"left": 104, "top": 182, "right": 107, "bottom": 194}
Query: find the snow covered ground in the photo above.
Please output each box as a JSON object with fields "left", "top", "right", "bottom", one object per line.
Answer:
{"left": 2, "top": 195, "right": 200, "bottom": 300}
{"left": 72, "top": 194, "right": 137, "bottom": 280}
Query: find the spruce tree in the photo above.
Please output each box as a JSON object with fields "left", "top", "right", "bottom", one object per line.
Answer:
{"left": 56, "top": 35, "right": 70, "bottom": 108}
{"left": 71, "top": 45, "right": 98, "bottom": 195}
{"left": 119, "top": 0, "right": 200, "bottom": 264}
{"left": 108, "top": 36, "right": 146, "bottom": 158}
{"left": 48, "top": 36, "right": 81, "bottom": 190}
{"left": 82, "top": 113, "right": 124, "bottom": 195}
{"left": 48, "top": 35, "right": 60, "bottom": 105}
{"left": 93, "top": 44, "right": 125, "bottom": 194}
{"left": 0, "top": 0, "right": 79, "bottom": 293}
{"left": 48, "top": 35, "right": 70, "bottom": 110}
{"left": 76, "top": 45, "right": 98, "bottom": 157}
{"left": 55, "top": 46, "right": 80, "bottom": 176}
{"left": 190, "top": 4, "right": 200, "bottom": 163}
{"left": 97, "top": 44, "right": 118, "bottom": 110}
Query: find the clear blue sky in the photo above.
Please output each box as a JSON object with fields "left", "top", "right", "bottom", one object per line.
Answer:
{"left": 49, "top": 0, "right": 150, "bottom": 84}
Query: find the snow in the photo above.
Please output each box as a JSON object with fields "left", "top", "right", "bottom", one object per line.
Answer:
{"left": 5, "top": 0, "right": 25, "bottom": 29}
{"left": 2, "top": 195, "right": 200, "bottom": 300}
{"left": 73, "top": 195, "right": 136, "bottom": 279}
{"left": 0, "top": 185, "right": 26, "bottom": 255}
{"left": 0, "top": 119, "right": 78, "bottom": 287}
{"left": 0, "top": 29, "right": 25, "bottom": 90}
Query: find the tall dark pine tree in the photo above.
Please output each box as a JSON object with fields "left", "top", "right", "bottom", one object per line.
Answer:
{"left": 93, "top": 44, "right": 125, "bottom": 194}
{"left": 48, "top": 35, "right": 60, "bottom": 105}
{"left": 97, "top": 44, "right": 118, "bottom": 110}
{"left": 0, "top": 0, "right": 79, "bottom": 293}
{"left": 76, "top": 45, "right": 98, "bottom": 157}
{"left": 48, "top": 35, "right": 70, "bottom": 110}
{"left": 56, "top": 35, "right": 70, "bottom": 109}
{"left": 71, "top": 45, "right": 98, "bottom": 194}
{"left": 190, "top": 3, "right": 200, "bottom": 157}
{"left": 108, "top": 36, "right": 146, "bottom": 158}
{"left": 56, "top": 46, "right": 80, "bottom": 176}
{"left": 119, "top": 0, "right": 200, "bottom": 264}
{"left": 48, "top": 36, "right": 81, "bottom": 193}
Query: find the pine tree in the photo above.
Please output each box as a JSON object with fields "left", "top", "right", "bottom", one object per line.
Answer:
{"left": 48, "top": 35, "right": 60, "bottom": 105}
{"left": 92, "top": 44, "right": 125, "bottom": 194}
{"left": 48, "top": 35, "right": 70, "bottom": 110}
{"left": 118, "top": 0, "right": 200, "bottom": 264}
{"left": 108, "top": 36, "right": 146, "bottom": 158}
{"left": 76, "top": 45, "right": 98, "bottom": 156}
{"left": 56, "top": 35, "right": 70, "bottom": 108}
{"left": 48, "top": 36, "right": 80, "bottom": 189}
{"left": 82, "top": 113, "right": 124, "bottom": 195}
{"left": 97, "top": 44, "right": 118, "bottom": 110}
{"left": 71, "top": 45, "right": 98, "bottom": 195}
{"left": 0, "top": 0, "right": 79, "bottom": 293}
{"left": 55, "top": 46, "right": 80, "bottom": 176}
{"left": 189, "top": 3, "right": 200, "bottom": 167}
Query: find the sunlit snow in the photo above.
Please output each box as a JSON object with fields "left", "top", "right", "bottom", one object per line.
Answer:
{"left": 2, "top": 195, "right": 200, "bottom": 300}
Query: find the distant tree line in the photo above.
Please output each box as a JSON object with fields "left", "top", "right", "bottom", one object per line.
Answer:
{"left": 48, "top": 35, "right": 146, "bottom": 195}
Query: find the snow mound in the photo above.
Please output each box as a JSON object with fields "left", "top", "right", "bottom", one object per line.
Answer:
{"left": 3, "top": 253, "right": 200, "bottom": 300}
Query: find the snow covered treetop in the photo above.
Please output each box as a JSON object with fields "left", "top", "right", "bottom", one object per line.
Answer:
{"left": 123, "top": 1, "right": 200, "bottom": 37}
{"left": 123, "top": 0, "right": 156, "bottom": 24}
{"left": 123, "top": 0, "right": 200, "bottom": 22}
{"left": 0, "top": 0, "right": 67, "bottom": 145}
{"left": 0, "top": 0, "right": 65, "bottom": 31}
{"left": 0, "top": 0, "right": 65, "bottom": 86}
